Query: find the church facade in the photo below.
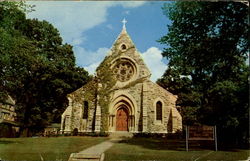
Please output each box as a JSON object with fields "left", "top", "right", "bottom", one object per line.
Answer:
{"left": 60, "top": 24, "right": 182, "bottom": 134}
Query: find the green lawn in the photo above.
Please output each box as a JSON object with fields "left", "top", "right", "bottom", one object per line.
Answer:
{"left": 0, "top": 137, "right": 249, "bottom": 161}
{"left": 104, "top": 138, "right": 250, "bottom": 161}
{"left": 0, "top": 136, "right": 108, "bottom": 161}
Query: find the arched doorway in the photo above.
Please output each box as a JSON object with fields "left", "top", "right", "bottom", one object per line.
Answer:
{"left": 116, "top": 107, "right": 128, "bottom": 131}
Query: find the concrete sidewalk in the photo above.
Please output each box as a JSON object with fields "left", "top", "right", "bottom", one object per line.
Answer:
{"left": 68, "top": 138, "right": 121, "bottom": 161}
{"left": 79, "top": 138, "right": 121, "bottom": 154}
{"left": 68, "top": 132, "right": 132, "bottom": 161}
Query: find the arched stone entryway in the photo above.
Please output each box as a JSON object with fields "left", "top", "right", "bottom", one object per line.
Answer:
{"left": 109, "top": 93, "right": 137, "bottom": 132}
{"left": 116, "top": 106, "right": 129, "bottom": 131}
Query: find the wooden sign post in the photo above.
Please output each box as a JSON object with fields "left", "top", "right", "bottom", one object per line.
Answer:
{"left": 214, "top": 126, "right": 218, "bottom": 151}
{"left": 185, "top": 126, "right": 188, "bottom": 151}
{"left": 185, "top": 125, "right": 218, "bottom": 151}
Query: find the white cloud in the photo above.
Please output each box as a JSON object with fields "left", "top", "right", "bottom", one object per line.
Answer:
{"left": 27, "top": 2, "right": 111, "bottom": 44}
{"left": 71, "top": 37, "right": 86, "bottom": 46}
{"left": 74, "top": 47, "right": 109, "bottom": 67}
{"left": 106, "top": 24, "right": 113, "bottom": 30}
{"left": 141, "top": 47, "right": 167, "bottom": 82}
{"left": 84, "top": 61, "right": 101, "bottom": 75}
{"left": 27, "top": 1, "right": 146, "bottom": 45}
{"left": 118, "top": 1, "right": 146, "bottom": 8}
{"left": 74, "top": 46, "right": 110, "bottom": 76}
{"left": 123, "top": 10, "right": 130, "bottom": 15}
{"left": 26, "top": 1, "right": 146, "bottom": 76}
{"left": 75, "top": 46, "right": 167, "bottom": 81}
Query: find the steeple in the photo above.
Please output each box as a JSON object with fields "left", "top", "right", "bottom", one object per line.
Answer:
{"left": 104, "top": 19, "right": 151, "bottom": 80}
{"left": 108, "top": 18, "right": 135, "bottom": 55}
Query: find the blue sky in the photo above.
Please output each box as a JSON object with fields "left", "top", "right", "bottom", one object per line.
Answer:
{"left": 27, "top": 1, "right": 172, "bottom": 82}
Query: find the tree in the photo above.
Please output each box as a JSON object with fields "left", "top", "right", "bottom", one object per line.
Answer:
{"left": 157, "top": 1, "right": 249, "bottom": 146}
{"left": 0, "top": 1, "right": 90, "bottom": 136}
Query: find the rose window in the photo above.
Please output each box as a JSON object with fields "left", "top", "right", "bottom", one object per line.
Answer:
{"left": 113, "top": 61, "right": 134, "bottom": 82}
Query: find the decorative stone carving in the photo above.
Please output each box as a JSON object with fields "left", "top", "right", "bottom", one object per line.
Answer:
{"left": 113, "top": 60, "right": 135, "bottom": 82}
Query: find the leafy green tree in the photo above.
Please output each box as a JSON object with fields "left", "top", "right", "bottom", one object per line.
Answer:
{"left": 158, "top": 1, "right": 249, "bottom": 146}
{"left": 0, "top": 1, "right": 90, "bottom": 136}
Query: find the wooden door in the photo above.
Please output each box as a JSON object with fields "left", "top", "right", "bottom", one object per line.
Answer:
{"left": 116, "top": 108, "right": 128, "bottom": 131}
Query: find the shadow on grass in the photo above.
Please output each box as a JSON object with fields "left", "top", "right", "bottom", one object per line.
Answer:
{"left": 118, "top": 137, "right": 248, "bottom": 152}
{"left": 0, "top": 140, "right": 16, "bottom": 144}
{"left": 117, "top": 137, "right": 219, "bottom": 151}
{"left": 118, "top": 137, "right": 186, "bottom": 151}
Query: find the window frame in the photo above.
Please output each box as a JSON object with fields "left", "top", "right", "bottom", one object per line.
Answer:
{"left": 120, "top": 43, "right": 127, "bottom": 51}
{"left": 156, "top": 101, "right": 163, "bottom": 121}
{"left": 154, "top": 98, "right": 164, "bottom": 124}
{"left": 83, "top": 101, "right": 88, "bottom": 119}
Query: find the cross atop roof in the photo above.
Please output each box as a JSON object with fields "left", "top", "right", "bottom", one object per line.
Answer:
{"left": 122, "top": 18, "right": 127, "bottom": 29}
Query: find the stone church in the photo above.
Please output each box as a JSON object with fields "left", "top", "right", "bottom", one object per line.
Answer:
{"left": 60, "top": 21, "right": 182, "bottom": 134}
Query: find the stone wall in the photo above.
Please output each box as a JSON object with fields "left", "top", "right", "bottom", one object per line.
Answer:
{"left": 108, "top": 78, "right": 182, "bottom": 133}
{"left": 61, "top": 73, "right": 182, "bottom": 134}
{"left": 109, "top": 82, "right": 143, "bottom": 132}
{"left": 61, "top": 80, "right": 97, "bottom": 133}
{"left": 0, "top": 95, "right": 16, "bottom": 124}
{"left": 144, "top": 80, "right": 182, "bottom": 133}
{"left": 60, "top": 27, "right": 183, "bottom": 134}
{"left": 61, "top": 99, "right": 72, "bottom": 132}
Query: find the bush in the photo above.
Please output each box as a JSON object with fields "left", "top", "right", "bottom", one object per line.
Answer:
{"left": 48, "top": 131, "right": 109, "bottom": 137}
{"left": 133, "top": 132, "right": 183, "bottom": 139}
{"left": 98, "top": 132, "right": 109, "bottom": 137}
{"left": 72, "top": 128, "right": 78, "bottom": 136}
{"left": 0, "top": 124, "right": 17, "bottom": 138}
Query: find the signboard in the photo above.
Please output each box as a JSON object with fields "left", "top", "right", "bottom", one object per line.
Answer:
{"left": 185, "top": 125, "right": 217, "bottom": 151}
{"left": 188, "top": 125, "right": 214, "bottom": 140}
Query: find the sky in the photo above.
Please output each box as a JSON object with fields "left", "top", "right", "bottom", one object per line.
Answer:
{"left": 27, "top": 1, "right": 172, "bottom": 82}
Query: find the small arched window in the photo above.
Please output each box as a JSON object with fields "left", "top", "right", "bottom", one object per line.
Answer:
{"left": 121, "top": 44, "right": 127, "bottom": 50}
{"left": 156, "top": 101, "right": 162, "bottom": 121}
{"left": 83, "top": 101, "right": 88, "bottom": 119}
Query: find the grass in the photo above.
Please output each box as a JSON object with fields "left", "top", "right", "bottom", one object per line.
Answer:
{"left": 0, "top": 137, "right": 249, "bottom": 161}
{"left": 0, "top": 136, "right": 108, "bottom": 161}
{"left": 104, "top": 137, "right": 250, "bottom": 161}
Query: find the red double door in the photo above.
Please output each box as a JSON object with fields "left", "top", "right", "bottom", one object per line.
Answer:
{"left": 116, "top": 107, "right": 128, "bottom": 131}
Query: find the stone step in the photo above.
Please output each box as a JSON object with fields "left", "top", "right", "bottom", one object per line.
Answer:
{"left": 68, "top": 153, "right": 104, "bottom": 161}
{"left": 109, "top": 132, "right": 133, "bottom": 139}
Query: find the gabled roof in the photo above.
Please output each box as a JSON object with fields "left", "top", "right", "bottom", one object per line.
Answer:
{"left": 108, "top": 27, "right": 136, "bottom": 56}
{"left": 98, "top": 24, "right": 151, "bottom": 80}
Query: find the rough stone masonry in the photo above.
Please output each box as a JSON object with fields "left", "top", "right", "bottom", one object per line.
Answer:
{"left": 60, "top": 23, "right": 182, "bottom": 134}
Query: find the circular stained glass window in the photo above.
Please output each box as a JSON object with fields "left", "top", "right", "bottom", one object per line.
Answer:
{"left": 113, "top": 60, "right": 135, "bottom": 82}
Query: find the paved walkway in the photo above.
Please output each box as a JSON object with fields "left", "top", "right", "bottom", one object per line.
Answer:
{"left": 68, "top": 132, "right": 132, "bottom": 161}
{"left": 78, "top": 138, "right": 121, "bottom": 154}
